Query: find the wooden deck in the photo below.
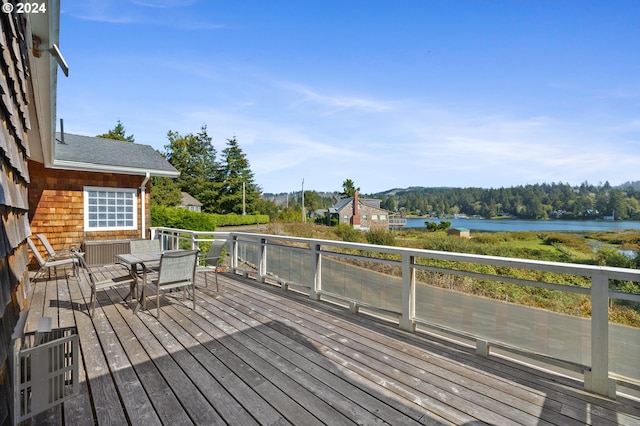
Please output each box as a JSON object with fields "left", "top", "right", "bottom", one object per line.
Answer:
{"left": 21, "top": 265, "right": 640, "bottom": 425}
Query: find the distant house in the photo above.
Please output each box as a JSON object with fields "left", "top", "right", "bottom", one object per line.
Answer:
{"left": 329, "top": 192, "right": 391, "bottom": 230}
{"left": 448, "top": 227, "right": 471, "bottom": 238}
{"left": 179, "top": 192, "right": 203, "bottom": 212}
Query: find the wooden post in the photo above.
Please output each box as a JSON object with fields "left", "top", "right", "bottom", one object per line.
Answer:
{"left": 584, "top": 271, "right": 616, "bottom": 398}
{"left": 258, "top": 238, "right": 267, "bottom": 283}
{"left": 399, "top": 254, "right": 416, "bottom": 332}
{"left": 310, "top": 243, "right": 322, "bottom": 300}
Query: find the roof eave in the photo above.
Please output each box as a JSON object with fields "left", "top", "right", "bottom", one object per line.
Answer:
{"left": 51, "top": 159, "right": 180, "bottom": 177}
{"left": 26, "top": 0, "right": 60, "bottom": 167}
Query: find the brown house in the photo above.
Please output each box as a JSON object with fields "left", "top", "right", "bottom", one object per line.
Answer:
{"left": 330, "top": 191, "right": 391, "bottom": 230}
{"left": 29, "top": 132, "right": 178, "bottom": 254}
{"left": 0, "top": 4, "right": 177, "bottom": 422}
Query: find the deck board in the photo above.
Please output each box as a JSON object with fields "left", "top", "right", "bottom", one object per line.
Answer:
{"left": 19, "top": 266, "right": 640, "bottom": 425}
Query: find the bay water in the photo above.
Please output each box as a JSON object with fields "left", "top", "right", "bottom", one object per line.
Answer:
{"left": 407, "top": 218, "right": 640, "bottom": 232}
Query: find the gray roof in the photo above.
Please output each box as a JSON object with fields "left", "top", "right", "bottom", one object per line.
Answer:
{"left": 53, "top": 132, "right": 179, "bottom": 177}
{"left": 180, "top": 192, "right": 203, "bottom": 207}
{"left": 330, "top": 197, "right": 388, "bottom": 213}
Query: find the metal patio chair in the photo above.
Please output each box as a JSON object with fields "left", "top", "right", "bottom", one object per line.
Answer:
{"left": 142, "top": 250, "right": 198, "bottom": 318}
{"left": 27, "top": 237, "right": 79, "bottom": 282}
{"left": 196, "top": 240, "right": 227, "bottom": 291}
{"left": 129, "top": 238, "right": 162, "bottom": 273}
{"left": 73, "top": 252, "right": 137, "bottom": 317}
{"left": 36, "top": 233, "right": 76, "bottom": 260}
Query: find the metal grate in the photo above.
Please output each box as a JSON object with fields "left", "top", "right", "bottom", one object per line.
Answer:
{"left": 83, "top": 240, "right": 131, "bottom": 265}
{"left": 14, "top": 326, "right": 79, "bottom": 423}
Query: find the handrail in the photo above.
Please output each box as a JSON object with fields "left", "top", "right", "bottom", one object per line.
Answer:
{"left": 151, "top": 227, "right": 640, "bottom": 398}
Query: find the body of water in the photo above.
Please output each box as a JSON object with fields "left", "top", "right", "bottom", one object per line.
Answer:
{"left": 405, "top": 218, "right": 640, "bottom": 232}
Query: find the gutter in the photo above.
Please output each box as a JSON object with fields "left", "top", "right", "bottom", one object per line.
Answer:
{"left": 140, "top": 173, "right": 150, "bottom": 238}
{"left": 50, "top": 159, "right": 179, "bottom": 177}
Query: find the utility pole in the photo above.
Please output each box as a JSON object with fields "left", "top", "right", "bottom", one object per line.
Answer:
{"left": 302, "top": 179, "right": 305, "bottom": 223}
{"left": 242, "top": 181, "right": 246, "bottom": 215}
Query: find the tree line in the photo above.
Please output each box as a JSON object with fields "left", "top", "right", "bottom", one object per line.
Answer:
{"left": 98, "top": 121, "right": 260, "bottom": 215}
{"left": 372, "top": 181, "right": 640, "bottom": 220}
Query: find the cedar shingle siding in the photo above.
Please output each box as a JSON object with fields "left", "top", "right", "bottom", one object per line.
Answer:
{"left": 28, "top": 160, "right": 151, "bottom": 257}
{"left": 0, "top": 7, "right": 33, "bottom": 425}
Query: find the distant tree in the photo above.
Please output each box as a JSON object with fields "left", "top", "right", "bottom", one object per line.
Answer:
{"left": 164, "top": 125, "right": 219, "bottom": 211}
{"left": 150, "top": 176, "right": 182, "bottom": 207}
{"left": 340, "top": 179, "right": 360, "bottom": 198}
{"left": 217, "top": 137, "right": 261, "bottom": 214}
{"left": 303, "top": 190, "right": 323, "bottom": 213}
{"left": 253, "top": 197, "right": 281, "bottom": 218}
{"left": 97, "top": 120, "right": 135, "bottom": 142}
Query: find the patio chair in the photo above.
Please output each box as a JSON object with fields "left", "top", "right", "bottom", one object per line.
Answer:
{"left": 129, "top": 238, "right": 161, "bottom": 253}
{"left": 36, "top": 233, "right": 76, "bottom": 260}
{"left": 27, "top": 238, "right": 79, "bottom": 282}
{"left": 129, "top": 238, "right": 162, "bottom": 273}
{"left": 196, "top": 240, "right": 227, "bottom": 291}
{"left": 143, "top": 250, "right": 198, "bottom": 318}
{"left": 73, "top": 252, "right": 137, "bottom": 317}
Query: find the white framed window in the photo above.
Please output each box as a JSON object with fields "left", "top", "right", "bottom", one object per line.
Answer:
{"left": 372, "top": 214, "right": 378, "bottom": 220}
{"left": 380, "top": 214, "right": 387, "bottom": 220}
{"left": 84, "top": 187, "right": 137, "bottom": 231}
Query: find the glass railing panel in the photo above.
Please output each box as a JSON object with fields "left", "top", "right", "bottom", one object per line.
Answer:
{"left": 609, "top": 291, "right": 640, "bottom": 383}
{"left": 414, "top": 271, "right": 591, "bottom": 368}
{"left": 265, "top": 246, "right": 311, "bottom": 288}
{"left": 236, "top": 240, "right": 260, "bottom": 269}
{"left": 321, "top": 254, "right": 402, "bottom": 313}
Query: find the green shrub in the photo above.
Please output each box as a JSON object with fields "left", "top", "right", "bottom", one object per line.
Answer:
{"left": 335, "top": 224, "right": 363, "bottom": 242}
{"left": 366, "top": 229, "right": 396, "bottom": 246}
{"left": 151, "top": 205, "right": 268, "bottom": 231}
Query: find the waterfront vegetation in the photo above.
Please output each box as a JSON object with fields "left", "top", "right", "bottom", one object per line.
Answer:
{"left": 266, "top": 222, "right": 640, "bottom": 327}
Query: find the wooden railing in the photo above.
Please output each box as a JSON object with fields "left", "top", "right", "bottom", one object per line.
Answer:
{"left": 151, "top": 227, "right": 640, "bottom": 398}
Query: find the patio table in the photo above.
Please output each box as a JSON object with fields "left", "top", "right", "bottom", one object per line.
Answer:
{"left": 115, "top": 250, "right": 185, "bottom": 312}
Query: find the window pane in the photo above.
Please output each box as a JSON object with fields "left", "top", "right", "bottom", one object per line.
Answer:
{"left": 86, "top": 187, "right": 136, "bottom": 230}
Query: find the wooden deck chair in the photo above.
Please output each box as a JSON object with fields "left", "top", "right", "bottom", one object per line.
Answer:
{"left": 27, "top": 237, "right": 79, "bottom": 282}
{"left": 196, "top": 240, "right": 227, "bottom": 291}
{"left": 73, "top": 252, "right": 137, "bottom": 317}
{"left": 143, "top": 250, "right": 198, "bottom": 318}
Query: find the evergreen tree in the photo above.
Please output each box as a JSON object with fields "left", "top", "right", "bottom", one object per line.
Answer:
{"left": 340, "top": 179, "right": 360, "bottom": 198}
{"left": 150, "top": 176, "right": 182, "bottom": 207}
{"left": 218, "top": 137, "right": 260, "bottom": 214}
{"left": 97, "top": 120, "right": 135, "bottom": 142}
{"left": 164, "top": 125, "right": 219, "bottom": 212}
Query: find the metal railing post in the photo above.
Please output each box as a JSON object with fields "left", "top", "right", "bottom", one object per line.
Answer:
{"left": 311, "top": 243, "right": 322, "bottom": 300}
{"left": 584, "top": 271, "right": 616, "bottom": 398}
{"left": 230, "top": 235, "right": 238, "bottom": 272}
{"left": 258, "top": 237, "right": 267, "bottom": 283}
{"left": 191, "top": 232, "right": 198, "bottom": 251}
{"left": 399, "top": 254, "right": 416, "bottom": 332}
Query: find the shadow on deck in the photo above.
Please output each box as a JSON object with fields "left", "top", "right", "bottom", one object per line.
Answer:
{"left": 20, "top": 266, "right": 640, "bottom": 425}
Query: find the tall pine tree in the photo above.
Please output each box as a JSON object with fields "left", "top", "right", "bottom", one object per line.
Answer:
{"left": 218, "top": 137, "right": 260, "bottom": 214}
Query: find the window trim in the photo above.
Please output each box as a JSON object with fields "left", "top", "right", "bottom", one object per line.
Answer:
{"left": 84, "top": 186, "right": 138, "bottom": 231}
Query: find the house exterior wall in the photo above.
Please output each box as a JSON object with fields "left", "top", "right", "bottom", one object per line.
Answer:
{"left": 28, "top": 160, "right": 151, "bottom": 258}
{"left": 337, "top": 203, "right": 390, "bottom": 230}
{"left": 1, "top": 9, "right": 34, "bottom": 425}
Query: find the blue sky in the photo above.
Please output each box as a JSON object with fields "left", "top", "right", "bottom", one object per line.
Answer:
{"left": 58, "top": 1, "right": 640, "bottom": 194}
